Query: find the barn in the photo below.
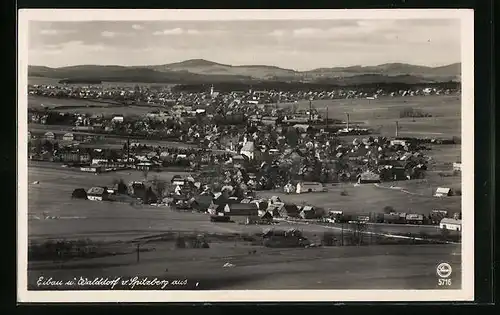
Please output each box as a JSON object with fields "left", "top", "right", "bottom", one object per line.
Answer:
{"left": 440, "top": 218, "right": 461, "bottom": 232}
{"left": 224, "top": 203, "right": 259, "bottom": 224}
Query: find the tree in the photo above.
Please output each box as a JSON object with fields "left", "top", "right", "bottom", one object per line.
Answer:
{"left": 285, "top": 128, "right": 299, "bottom": 147}
{"left": 117, "top": 179, "right": 128, "bottom": 195}
{"left": 142, "top": 168, "right": 149, "bottom": 181}
{"left": 42, "top": 140, "right": 54, "bottom": 152}
{"left": 383, "top": 206, "right": 395, "bottom": 214}
{"left": 151, "top": 177, "right": 167, "bottom": 202}
{"left": 142, "top": 187, "right": 156, "bottom": 204}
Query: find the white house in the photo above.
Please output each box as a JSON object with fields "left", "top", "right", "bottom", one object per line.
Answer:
{"left": 62, "top": 132, "right": 74, "bottom": 141}
{"left": 240, "top": 141, "right": 255, "bottom": 160}
{"left": 111, "top": 115, "right": 124, "bottom": 123}
{"left": 87, "top": 187, "right": 108, "bottom": 201}
{"left": 390, "top": 139, "right": 407, "bottom": 147}
{"left": 296, "top": 182, "right": 326, "bottom": 194}
{"left": 440, "top": 218, "right": 461, "bottom": 232}
{"left": 434, "top": 187, "right": 452, "bottom": 197}
{"left": 44, "top": 131, "right": 55, "bottom": 140}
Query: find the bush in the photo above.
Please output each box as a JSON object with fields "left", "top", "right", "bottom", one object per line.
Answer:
{"left": 383, "top": 206, "right": 395, "bottom": 214}
{"left": 72, "top": 188, "right": 87, "bottom": 199}
{"left": 340, "top": 190, "right": 348, "bottom": 196}
{"left": 175, "top": 236, "right": 186, "bottom": 249}
{"left": 400, "top": 107, "right": 432, "bottom": 118}
{"left": 452, "top": 136, "right": 462, "bottom": 144}
{"left": 322, "top": 232, "right": 336, "bottom": 246}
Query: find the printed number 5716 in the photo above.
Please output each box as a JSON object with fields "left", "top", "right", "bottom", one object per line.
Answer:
{"left": 438, "top": 279, "right": 452, "bottom": 286}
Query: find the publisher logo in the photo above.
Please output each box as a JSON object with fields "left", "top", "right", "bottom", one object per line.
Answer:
{"left": 436, "top": 263, "right": 452, "bottom": 278}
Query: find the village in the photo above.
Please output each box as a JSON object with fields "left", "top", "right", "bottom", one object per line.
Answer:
{"left": 28, "top": 84, "right": 463, "bottom": 242}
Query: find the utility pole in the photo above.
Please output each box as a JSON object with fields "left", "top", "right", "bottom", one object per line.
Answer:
{"left": 136, "top": 243, "right": 140, "bottom": 263}
{"left": 309, "top": 99, "right": 313, "bottom": 122}
{"left": 127, "top": 137, "right": 131, "bottom": 168}
{"left": 325, "top": 107, "right": 329, "bottom": 130}
{"left": 341, "top": 223, "right": 344, "bottom": 246}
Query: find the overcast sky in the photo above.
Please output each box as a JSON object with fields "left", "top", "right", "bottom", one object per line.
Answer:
{"left": 28, "top": 19, "right": 461, "bottom": 71}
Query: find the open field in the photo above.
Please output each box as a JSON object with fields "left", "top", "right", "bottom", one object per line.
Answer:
{"left": 278, "top": 95, "right": 461, "bottom": 137}
{"left": 28, "top": 243, "right": 461, "bottom": 290}
{"left": 28, "top": 95, "right": 119, "bottom": 109}
{"left": 28, "top": 124, "right": 199, "bottom": 149}
{"left": 26, "top": 164, "right": 462, "bottom": 290}
{"left": 29, "top": 76, "right": 176, "bottom": 88}
{"left": 28, "top": 95, "right": 158, "bottom": 117}
{"left": 257, "top": 182, "right": 461, "bottom": 217}
{"left": 28, "top": 164, "right": 460, "bottom": 242}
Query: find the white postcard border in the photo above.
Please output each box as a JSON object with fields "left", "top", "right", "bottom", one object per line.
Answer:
{"left": 17, "top": 9, "right": 475, "bottom": 303}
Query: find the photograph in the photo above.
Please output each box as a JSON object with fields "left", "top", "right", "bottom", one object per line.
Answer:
{"left": 17, "top": 9, "right": 474, "bottom": 302}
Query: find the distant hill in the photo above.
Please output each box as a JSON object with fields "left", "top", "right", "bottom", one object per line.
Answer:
{"left": 28, "top": 59, "right": 461, "bottom": 85}
{"left": 146, "top": 59, "right": 298, "bottom": 79}
{"left": 306, "top": 62, "right": 461, "bottom": 80}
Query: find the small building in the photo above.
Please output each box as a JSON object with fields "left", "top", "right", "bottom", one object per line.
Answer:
{"left": 112, "top": 115, "right": 124, "bottom": 123}
{"left": 44, "top": 131, "right": 55, "bottom": 140}
{"left": 240, "top": 141, "right": 255, "bottom": 160}
{"left": 357, "top": 171, "right": 381, "bottom": 184}
{"left": 224, "top": 203, "right": 259, "bottom": 224}
{"left": 440, "top": 218, "right": 461, "bottom": 232}
{"left": 293, "top": 124, "right": 311, "bottom": 133}
{"left": 405, "top": 213, "right": 424, "bottom": 225}
{"left": 390, "top": 139, "right": 407, "bottom": 147}
{"left": 260, "top": 211, "right": 274, "bottom": 222}
{"left": 136, "top": 162, "right": 153, "bottom": 171}
{"left": 278, "top": 204, "right": 300, "bottom": 218}
{"left": 62, "top": 132, "right": 74, "bottom": 141}
{"left": 86, "top": 187, "right": 108, "bottom": 201}
{"left": 300, "top": 205, "right": 317, "bottom": 219}
{"left": 453, "top": 162, "right": 462, "bottom": 172}
{"left": 434, "top": 187, "right": 453, "bottom": 197}
{"left": 296, "top": 182, "right": 326, "bottom": 194}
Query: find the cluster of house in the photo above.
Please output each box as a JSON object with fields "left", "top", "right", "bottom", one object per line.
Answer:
{"left": 29, "top": 121, "right": 433, "bottom": 190}
{"left": 164, "top": 182, "right": 462, "bottom": 231}
{"left": 29, "top": 84, "right": 460, "bottom": 108}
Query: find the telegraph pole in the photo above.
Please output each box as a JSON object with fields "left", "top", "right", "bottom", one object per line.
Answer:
{"left": 325, "top": 107, "right": 329, "bottom": 130}
{"left": 309, "top": 99, "right": 313, "bottom": 122}
{"left": 127, "top": 137, "right": 131, "bottom": 168}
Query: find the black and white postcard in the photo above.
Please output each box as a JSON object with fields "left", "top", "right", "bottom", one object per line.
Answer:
{"left": 17, "top": 9, "right": 474, "bottom": 302}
